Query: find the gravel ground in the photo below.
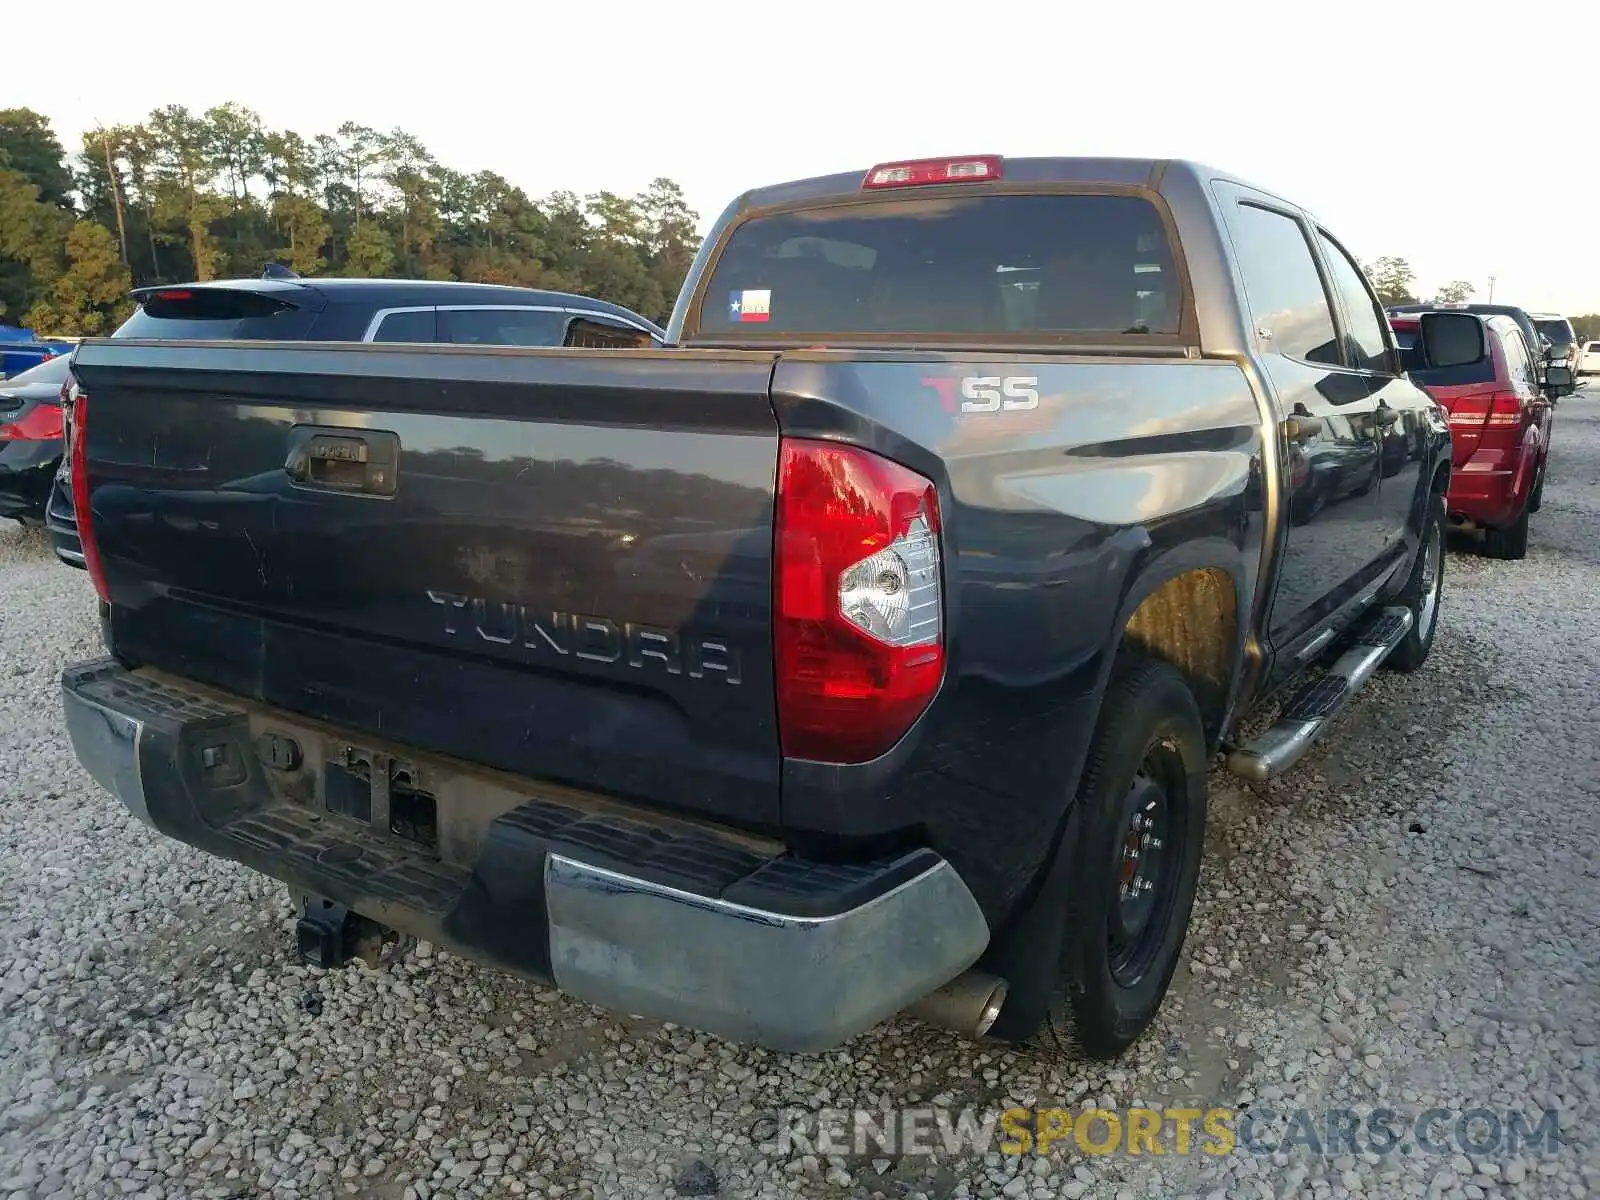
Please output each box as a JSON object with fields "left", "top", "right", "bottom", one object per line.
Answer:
{"left": 2, "top": 395, "right": 1598, "bottom": 1200}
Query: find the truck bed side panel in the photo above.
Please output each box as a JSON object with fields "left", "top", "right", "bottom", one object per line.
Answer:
{"left": 771, "top": 355, "right": 1265, "bottom": 921}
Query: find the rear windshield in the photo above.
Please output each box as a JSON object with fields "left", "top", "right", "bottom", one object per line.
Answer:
{"left": 1394, "top": 326, "right": 1497, "bottom": 386}
{"left": 113, "top": 289, "right": 319, "bottom": 341}
{"left": 1534, "top": 319, "right": 1574, "bottom": 347}
{"left": 696, "top": 193, "right": 1181, "bottom": 338}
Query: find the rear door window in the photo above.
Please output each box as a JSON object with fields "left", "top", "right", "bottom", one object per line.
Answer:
{"left": 696, "top": 192, "right": 1182, "bottom": 337}
{"left": 113, "top": 289, "right": 319, "bottom": 340}
{"left": 1501, "top": 328, "right": 1535, "bottom": 388}
{"left": 1226, "top": 203, "right": 1342, "bottom": 367}
{"left": 369, "top": 308, "right": 437, "bottom": 342}
{"left": 1315, "top": 231, "right": 1392, "bottom": 374}
{"left": 440, "top": 307, "right": 569, "bottom": 346}
{"left": 563, "top": 314, "right": 655, "bottom": 349}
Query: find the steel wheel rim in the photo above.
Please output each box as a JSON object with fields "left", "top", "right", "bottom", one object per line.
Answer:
{"left": 1417, "top": 523, "right": 1443, "bottom": 641}
{"left": 1107, "top": 740, "right": 1186, "bottom": 987}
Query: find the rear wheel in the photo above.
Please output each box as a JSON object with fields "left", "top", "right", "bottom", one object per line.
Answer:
{"left": 1033, "top": 656, "right": 1207, "bottom": 1061}
{"left": 1482, "top": 499, "right": 1530, "bottom": 561}
{"left": 1388, "top": 494, "right": 1446, "bottom": 673}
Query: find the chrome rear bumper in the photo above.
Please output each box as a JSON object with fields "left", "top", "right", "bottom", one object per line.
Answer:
{"left": 62, "top": 660, "right": 991, "bottom": 1052}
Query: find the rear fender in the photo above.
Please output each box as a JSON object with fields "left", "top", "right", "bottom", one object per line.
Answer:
{"left": 1107, "top": 536, "right": 1252, "bottom": 744}
{"left": 1514, "top": 425, "right": 1542, "bottom": 496}
{"left": 984, "top": 536, "right": 1248, "bottom": 1039}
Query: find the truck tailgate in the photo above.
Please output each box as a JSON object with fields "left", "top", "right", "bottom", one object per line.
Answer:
{"left": 70, "top": 340, "right": 783, "bottom": 828}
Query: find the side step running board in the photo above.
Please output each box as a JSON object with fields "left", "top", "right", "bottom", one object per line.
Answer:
{"left": 1226, "top": 606, "right": 1414, "bottom": 782}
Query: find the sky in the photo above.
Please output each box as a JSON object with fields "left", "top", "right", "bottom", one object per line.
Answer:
{"left": 28, "top": 0, "right": 1599, "bottom": 316}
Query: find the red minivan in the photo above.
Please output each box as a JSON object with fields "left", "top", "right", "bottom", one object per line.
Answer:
{"left": 1391, "top": 313, "right": 1551, "bottom": 560}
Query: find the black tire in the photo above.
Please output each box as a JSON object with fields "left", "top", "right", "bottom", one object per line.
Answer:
{"left": 1527, "top": 460, "right": 1546, "bottom": 514}
{"left": 1482, "top": 499, "right": 1530, "bottom": 561}
{"left": 1033, "top": 655, "right": 1207, "bottom": 1061}
{"left": 1388, "top": 494, "right": 1446, "bottom": 673}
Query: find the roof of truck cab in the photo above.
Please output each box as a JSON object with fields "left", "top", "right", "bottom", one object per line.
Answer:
{"left": 734, "top": 157, "right": 1285, "bottom": 212}
{"left": 130, "top": 277, "right": 662, "bottom": 330}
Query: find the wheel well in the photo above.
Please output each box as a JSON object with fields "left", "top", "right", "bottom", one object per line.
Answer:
{"left": 1120, "top": 568, "right": 1236, "bottom": 745}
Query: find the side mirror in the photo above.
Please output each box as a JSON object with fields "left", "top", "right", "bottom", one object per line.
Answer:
{"left": 1417, "top": 311, "right": 1485, "bottom": 369}
{"left": 1546, "top": 364, "right": 1576, "bottom": 397}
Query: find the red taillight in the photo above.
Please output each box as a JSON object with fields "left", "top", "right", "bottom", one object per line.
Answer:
{"left": 1446, "top": 390, "right": 1521, "bottom": 431}
{"left": 0, "top": 403, "right": 64, "bottom": 442}
{"left": 774, "top": 439, "right": 945, "bottom": 763}
{"left": 862, "top": 155, "right": 1003, "bottom": 190}
{"left": 1484, "top": 391, "right": 1522, "bottom": 427}
{"left": 67, "top": 380, "right": 110, "bottom": 602}
{"left": 151, "top": 289, "right": 192, "bottom": 302}
{"left": 1445, "top": 394, "right": 1490, "bottom": 428}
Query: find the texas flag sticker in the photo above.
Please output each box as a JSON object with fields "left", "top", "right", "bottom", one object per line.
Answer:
{"left": 728, "top": 289, "right": 771, "bottom": 323}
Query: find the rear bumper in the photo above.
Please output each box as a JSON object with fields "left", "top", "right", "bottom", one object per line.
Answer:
{"left": 62, "top": 659, "right": 989, "bottom": 1052}
{"left": 1447, "top": 455, "right": 1531, "bottom": 529}
{"left": 0, "top": 439, "right": 62, "bottom": 521}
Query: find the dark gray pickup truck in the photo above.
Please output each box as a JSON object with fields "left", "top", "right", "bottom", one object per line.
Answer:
{"left": 60, "top": 156, "right": 1456, "bottom": 1059}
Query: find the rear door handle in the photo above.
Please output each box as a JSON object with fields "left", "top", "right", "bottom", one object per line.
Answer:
{"left": 1283, "top": 415, "right": 1323, "bottom": 442}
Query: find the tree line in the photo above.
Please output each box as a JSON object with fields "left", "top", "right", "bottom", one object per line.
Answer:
{"left": 4, "top": 109, "right": 1596, "bottom": 346}
{"left": 1362, "top": 257, "right": 1475, "bottom": 307}
{"left": 0, "top": 105, "right": 700, "bottom": 336}
{"left": 1364, "top": 256, "right": 1599, "bottom": 341}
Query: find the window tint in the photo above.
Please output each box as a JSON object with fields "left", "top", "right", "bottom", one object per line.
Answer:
{"left": 563, "top": 314, "right": 654, "bottom": 349}
{"left": 697, "top": 193, "right": 1181, "bottom": 336}
{"left": 440, "top": 308, "right": 568, "bottom": 346}
{"left": 113, "top": 290, "right": 318, "bottom": 341}
{"left": 1393, "top": 327, "right": 1423, "bottom": 373}
{"left": 371, "top": 309, "right": 436, "bottom": 342}
{"left": 1228, "top": 204, "right": 1341, "bottom": 366}
{"left": 1501, "top": 329, "right": 1533, "bottom": 386}
{"left": 1535, "top": 319, "right": 1574, "bottom": 347}
{"left": 1316, "top": 232, "right": 1391, "bottom": 373}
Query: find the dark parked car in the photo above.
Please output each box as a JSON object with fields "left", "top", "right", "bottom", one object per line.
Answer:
{"left": 1529, "top": 312, "right": 1580, "bottom": 376}
{"left": 0, "top": 354, "right": 72, "bottom": 525}
{"left": 62, "top": 156, "right": 1452, "bottom": 1061}
{"left": 0, "top": 327, "right": 73, "bottom": 379}
{"left": 46, "top": 273, "right": 664, "bottom": 565}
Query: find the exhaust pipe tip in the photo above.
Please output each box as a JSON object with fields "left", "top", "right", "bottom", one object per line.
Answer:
{"left": 907, "top": 970, "right": 1009, "bottom": 1039}
{"left": 972, "top": 979, "right": 1008, "bottom": 1037}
